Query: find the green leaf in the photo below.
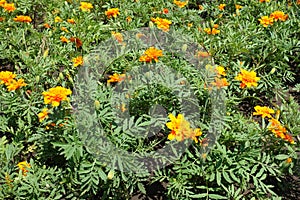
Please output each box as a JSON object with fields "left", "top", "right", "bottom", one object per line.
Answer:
{"left": 274, "top": 154, "right": 289, "bottom": 160}
{"left": 137, "top": 182, "right": 146, "bottom": 194}
{"left": 208, "top": 194, "right": 227, "bottom": 199}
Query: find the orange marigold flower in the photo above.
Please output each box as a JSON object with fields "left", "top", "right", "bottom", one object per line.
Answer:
{"left": 70, "top": 37, "right": 83, "bottom": 48}
{"left": 0, "top": 17, "right": 4, "bottom": 22}
{"left": 151, "top": 17, "right": 172, "bottom": 32}
{"left": 72, "top": 56, "right": 83, "bottom": 67}
{"left": 235, "top": 4, "right": 243, "bottom": 9}
{"left": 163, "top": 8, "right": 169, "bottom": 14}
{"left": 270, "top": 11, "right": 288, "bottom": 21}
{"left": 235, "top": 68, "right": 260, "bottom": 88}
{"left": 43, "top": 23, "right": 51, "bottom": 28}
{"left": 111, "top": 31, "right": 123, "bottom": 43}
{"left": 67, "top": 18, "right": 76, "bottom": 24}
{"left": 17, "top": 161, "right": 31, "bottom": 176}
{"left": 126, "top": 16, "right": 132, "bottom": 23}
{"left": 0, "top": 71, "right": 16, "bottom": 85}
{"left": 286, "top": 157, "right": 292, "bottom": 163}
{"left": 6, "top": 78, "right": 27, "bottom": 91}
{"left": 79, "top": 2, "right": 93, "bottom": 12}
{"left": 54, "top": 16, "right": 63, "bottom": 23}
{"left": 2, "top": 3, "right": 16, "bottom": 12}
{"left": 253, "top": 106, "right": 275, "bottom": 118}
{"left": 0, "top": 0, "right": 6, "bottom": 6}
{"left": 173, "top": 0, "right": 188, "bottom": 8}
{"left": 197, "top": 51, "right": 210, "bottom": 58}
{"left": 204, "top": 27, "right": 220, "bottom": 35}
{"left": 139, "top": 47, "right": 163, "bottom": 63}
{"left": 42, "top": 86, "right": 72, "bottom": 107}
{"left": 218, "top": 4, "right": 226, "bottom": 11}
{"left": 61, "top": 27, "right": 69, "bottom": 32}
{"left": 38, "top": 108, "right": 49, "bottom": 122}
{"left": 284, "top": 133, "right": 295, "bottom": 144}
{"left": 60, "top": 36, "right": 69, "bottom": 43}
{"left": 259, "top": 0, "right": 270, "bottom": 2}
{"left": 14, "top": 15, "right": 32, "bottom": 23}
{"left": 258, "top": 16, "right": 274, "bottom": 27}
{"left": 297, "top": 0, "right": 300, "bottom": 5}
{"left": 211, "top": 77, "right": 229, "bottom": 89}
{"left": 105, "top": 8, "right": 120, "bottom": 19}
{"left": 107, "top": 73, "right": 125, "bottom": 83}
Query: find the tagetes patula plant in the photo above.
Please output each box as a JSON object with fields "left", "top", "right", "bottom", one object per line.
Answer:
{"left": 17, "top": 161, "right": 31, "bottom": 176}
{"left": 42, "top": 86, "right": 72, "bottom": 107}
{"left": 139, "top": 47, "right": 163, "bottom": 63}
{"left": 235, "top": 68, "right": 260, "bottom": 89}
{"left": 151, "top": 17, "right": 172, "bottom": 32}
{"left": 166, "top": 114, "right": 202, "bottom": 143}
{"left": 107, "top": 73, "right": 125, "bottom": 83}
{"left": 173, "top": 0, "right": 188, "bottom": 8}
{"left": 79, "top": 2, "right": 93, "bottom": 12}
{"left": 105, "top": 8, "right": 120, "bottom": 19}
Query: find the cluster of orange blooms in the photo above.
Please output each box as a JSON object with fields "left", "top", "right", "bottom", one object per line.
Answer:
{"left": 0, "top": 71, "right": 27, "bottom": 91}
{"left": 151, "top": 17, "right": 172, "bottom": 32}
{"left": 166, "top": 114, "right": 202, "bottom": 143}
{"left": 139, "top": 47, "right": 163, "bottom": 63}
{"left": 173, "top": 0, "right": 188, "bottom": 8}
{"left": 258, "top": 11, "right": 288, "bottom": 27}
{"left": 205, "top": 65, "right": 229, "bottom": 90}
{"left": 203, "top": 24, "right": 220, "bottom": 35}
{"left": 253, "top": 106, "right": 295, "bottom": 144}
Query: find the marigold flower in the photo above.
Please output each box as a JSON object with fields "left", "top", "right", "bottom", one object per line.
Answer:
{"left": 105, "top": 8, "right": 120, "bottom": 19}
{"left": 0, "top": 71, "right": 16, "bottom": 85}
{"left": 6, "top": 78, "right": 27, "bottom": 91}
{"left": 197, "top": 51, "right": 210, "bottom": 58}
{"left": 126, "top": 16, "right": 132, "bottom": 23}
{"left": 38, "top": 108, "right": 49, "bottom": 122}
{"left": 215, "top": 66, "right": 226, "bottom": 76}
{"left": 297, "top": 0, "right": 300, "bottom": 5}
{"left": 42, "top": 86, "right": 72, "bottom": 107}
{"left": 151, "top": 17, "right": 172, "bottom": 32}
{"left": 60, "top": 36, "right": 69, "bottom": 43}
{"left": 2, "top": 3, "right": 15, "bottom": 12}
{"left": 54, "top": 16, "right": 62, "bottom": 23}
{"left": 258, "top": 16, "right": 274, "bottom": 27}
{"left": 111, "top": 31, "right": 123, "bottom": 43}
{"left": 235, "top": 4, "right": 242, "bottom": 10}
{"left": 218, "top": 4, "right": 226, "bottom": 11}
{"left": 107, "top": 73, "right": 126, "bottom": 83}
{"left": 253, "top": 106, "right": 275, "bottom": 118}
{"left": 270, "top": 11, "right": 288, "bottom": 21}
{"left": 0, "top": 17, "right": 4, "bottom": 22}
{"left": 14, "top": 15, "right": 32, "bottom": 23}
{"left": 80, "top": 2, "right": 93, "bottom": 12}
{"left": 211, "top": 77, "right": 229, "bottom": 89}
{"left": 139, "top": 47, "right": 163, "bottom": 63}
{"left": 173, "top": 0, "right": 188, "bottom": 8}
{"left": 67, "top": 18, "right": 75, "bottom": 24}
{"left": 61, "top": 27, "right": 69, "bottom": 32}
{"left": 235, "top": 68, "right": 260, "bottom": 88}
{"left": 204, "top": 27, "right": 220, "bottom": 35}
{"left": 72, "top": 56, "right": 83, "bottom": 67}
{"left": 268, "top": 118, "right": 295, "bottom": 144}
{"left": 198, "top": 5, "right": 204, "bottom": 10}
{"left": 163, "top": 8, "right": 169, "bottom": 14}
{"left": 286, "top": 157, "right": 292, "bottom": 163}
{"left": 259, "top": 0, "right": 270, "bottom": 2}
{"left": 17, "top": 161, "right": 31, "bottom": 176}
{"left": 0, "top": 0, "right": 6, "bottom": 6}
{"left": 43, "top": 23, "right": 51, "bottom": 28}
{"left": 70, "top": 37, "right": 82, "bottom": 48}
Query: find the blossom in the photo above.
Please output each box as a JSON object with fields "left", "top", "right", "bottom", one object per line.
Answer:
{"left": 173, "top": 0, "right": 188, "bottom": 8}
{"left": 258, "top": 16, "right": 274, "bottom": 27}
{"left": 151, "top": 17, "right": 172, "bottom": 32}
{"left": 0, "top": 71, "right": 16, "bottom": 85}
{"left": 211, "top": 77, "right": 229, "bottom": 89}
{"left": 197, "top": 51, "right": 210, "bottom": 58}
{"left": 259, "top": 0, "right": 270, "bottom": 2}
{"left": 80, "top": 2, "right": 93, "bottom": 12}
{"left": 218, "top": 4, "right": 226, "bottom": 11}
{"left": 0, "top": 17, "right": 4, "bottom": 22}
{"left": 163, "top": 8, "right": 169, "bottom": 14}
{"left": 107, "top": 73, "right": 125, "bottom": 83}
{"left": 139, "top": 47, "right": 163, "bottom": 63}
{"left": 54, "top": 16, "right": 62, "bottom": 23}
{"left": 43, "top": 23, "right": 51, "bottom": 28}
{"left": 111, "top": 31, "right": 123, "bottom": 43}
{"left": 2, "top": 3, "right": 16, "bottom": 12}
{"left": 215, "top": 66, "right": 226, "bottom": 76}
{"left": 14, "top": 15, "right": 32, "bottom": 23}
{"left": 38, "top": 108, "right": 49, "bottom": 122}
{"left": 17, "top": 161, "right": 31, "bottom": 176}
{"left": 253, "top": 106, "right": 275, "bottom": 118}
{"left": 70, "top": 37, "right": 82, "bottom": 48}
{"left": 61, "top": 27, "right": 69, "bottom": 32}
{"left": 60, "top": 36, "right": 69, "bottom": 43}
{"left": 235, "top": 68, "right": 260, "bottom": 88}
{"left": 198, "top": 5, "right": 204, "bottom": 10}
{"left": 67, "top": 18, "right": 75, "bottom": 24}
{"left": 0, "top": 0, "right": 6, "bottom": 6}
{"left": 235, "top": 4, "right": 242, "bottom": 10}
{"left": 42, "top": 86, "right": 72, "bottom": 107}
{"left": 72, "top": 56, "right": 83, "bottom": 67}
{"left": 204, "top": 27, "right": 220, "bottom": 35}
{"left": 268, "top": 118, "right": 295, "bottom": 144}
{"left": 105, "top": 8, "right": 120, "bottom": 19}
{"left": 270, "top": 11, "right": 288, "bottom": 21}
{"left": 6, "top": 79, "right": 27, "bottom": 91}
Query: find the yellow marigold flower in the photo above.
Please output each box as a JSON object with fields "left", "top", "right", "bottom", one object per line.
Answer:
{"left": 105, "top": 8, "right": 120, "bottom": 19}
{"left": 213, "top": 24, "right": 219, "bottom": 28}
{"left": 258, "top": 16, "right": 274, "bottom": 27}
{"left": 60, "top": 27, "right": 69, "bottom": 32}
{"left": 79, "top": 2, "right": 93, "bottom": 12}
{"left": 218, "top": 4, "right": 226, "bottom": 11}
{"left": 126, "top": 16, "right": 132, "bottom": 23}
{"left": 14, "top": 15, "right": 32, "bottom": 23}
{"left": 139, "top": 47, "right": 163, "bottom": 63}
{"left": 111, "top": 31, "right": 123, "bottom": 43}
{"left": 253, "top": 106, "right": 275, "bottom": 118}
{"left": 6, "top": 79, "right": 27, "bottom": 91}
{"left": 215, "top": 66, "right": 226, "bottom": 76}
{"left": 2, "top": 3, "right": 16, "bottom": 12}
{"left": 17, "top": 161, "right": 31, "bottom": 176}
{"left": 0, "top": 71, "right": 16, "bottom": 85}
{"left": 173, "top": 0, "right": 188, "bottom": 8}
{"left": 38, "top": 108, "right": 49, "bottom": 122}
{"left": 67, "top": 18, "right": 76, "bottom": 24}
{"left": 60, "top": 36, "right": 69, "bottom": 43}
{"left": 151, "top": 17, "right": 172, "bottom": 32}
{"left": 286, "top": 157, "right": 292, "bottom": 163}
{"left": 259, "top": 0, "right": 270, "bottom": 2}
{"left": 211, "top": 77, "right": 229, "bottom": 89}
{"left": 204, "top": 27, "right": 220, "bottom": 35}
{"left": 54, "top": 16, "right": 62, "bottom": 23}
{"left": 72, "top": 56, "right": 83, "bottom": 67}
{"left": 107, "top": 73, "right": 125, "bottom": 83}
{"left": 42, "top": 86, "right": 72, "bottom": 107}
{"left": 235, "top": 4, "right": 243, "bottom": 10}
{"left": 270, "top": 11, "right": 288, "bottom": 21}
{"left": 235, "top": 68, "right": 260, "bottom": 88}
{"left": 0, "top": 0, "right": 6, "bottom": 6}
